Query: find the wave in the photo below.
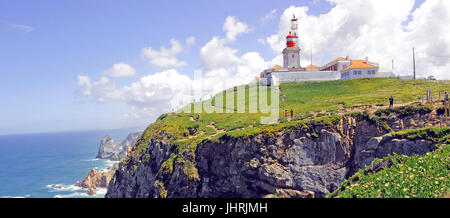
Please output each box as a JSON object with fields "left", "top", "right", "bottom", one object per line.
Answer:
{"left": 82, "top": 158, "right": 101, "bottom": 162}
{"left": 45, "top": 184, "right": 83, "bottom": 192}
{"left": 46, "top": 183, "right": 108, "bottom": 198}
{"left": 53, "top": 188, "right": 107, "bottom": 198}
{"left": 45, "top": 158, "right": 117, "bottom": 198}
{"left": 0, "top": 194, "right": 30, "bottom": 198}
{"left": 81, "top": 158, "right": 118, "bottom": 172}
{"left": 97, "top": 159, "right": 118, "bottom": 172}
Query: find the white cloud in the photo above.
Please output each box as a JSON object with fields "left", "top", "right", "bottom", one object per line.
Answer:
{"left": 77, "top": 75, "right": 92, "bottom": 96}
{"left": 200, "top": 37, "right": 241, "bottom": 71}
{"left": 77, "top": 75, "right": 122, "bottom": 102}
{"left": 186, "top": 36, "right": 196, "bottom": 47}
{"left": 1, "top": 20, "right": 34, "bottom": 33}
{"left": 261, "top": 9, "right": 277, "bottom": 24}
{"left": 223, "top": 16, "right": 250, "bottom": 42}
{"left": 257, "top": 38, "right": 266, "bottom": 45}
{"left": 200, "top": 16, "right": 256, "bottom": 71}
{"left": 103, "top": 62, "right": 136, "bottom": 78}
{"left": 265, "top": 0, "right": 450, "bottom": 79}
{"left": 142, "top": 38, "right": 187, "bottom": 68}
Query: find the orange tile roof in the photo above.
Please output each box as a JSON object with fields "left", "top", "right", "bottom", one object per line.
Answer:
{"left": 325, "top": 57, "right": 347, "bottom": 66}
{"left": 341, "top": 60, "right": 378, "bottom": 72}
{"left": 305, "top": 64, "right": 319, "bottom": 69}
{"left": 272, "top": 65, "right": 283, "bottom": 69}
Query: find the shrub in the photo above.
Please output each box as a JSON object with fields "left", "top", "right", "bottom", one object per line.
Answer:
{"left": 375, "top": 105, "right": 433, "bottom": 118}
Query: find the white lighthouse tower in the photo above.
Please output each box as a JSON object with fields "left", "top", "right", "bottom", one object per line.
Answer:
{"left": 291, "top": 14, "right": 298, "bottom": 44}
{"left": 282, "top": 14, "right": 301, "bottom": 69}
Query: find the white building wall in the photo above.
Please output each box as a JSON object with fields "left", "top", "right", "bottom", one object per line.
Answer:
{"left": 341, "top": 68, "right": 395, "bottom": 80}
{"left": 270, "top": 71, "right": 341, "bottom": 86}
{"left": 260, "top": 69, "right": 396, "bottom": 86}
{"left": 341, "top": 68, "right": 376, "bottom": 80}
{"left": 374, "top": 71, "right": 396, "bottom": 78}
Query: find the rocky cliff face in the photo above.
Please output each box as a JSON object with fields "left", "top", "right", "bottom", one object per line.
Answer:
{"left": 76, "top": 163, "right": 118, "bottom": 195}
{"left": 96, "top": 132, "right": 142, "bottom": 161}
{"left": 106, "top": 113, "right": 437, "bottom": 198}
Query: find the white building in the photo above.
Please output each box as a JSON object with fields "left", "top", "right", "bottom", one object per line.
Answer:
{"left": 260, "top": 15, "right": 395, "bottom": 86}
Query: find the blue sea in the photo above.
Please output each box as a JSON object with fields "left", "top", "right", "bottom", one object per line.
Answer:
{"left": 0, "top": 128, "right": 139, "bottom": 198}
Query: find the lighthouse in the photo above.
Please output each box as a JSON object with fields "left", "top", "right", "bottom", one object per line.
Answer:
{"left": 282, "top": 15, "right": 301, "bottom": 68}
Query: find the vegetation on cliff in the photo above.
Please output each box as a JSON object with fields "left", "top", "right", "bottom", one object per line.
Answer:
{"left": 329, "top": 127, "right": 450, "bottom": 198}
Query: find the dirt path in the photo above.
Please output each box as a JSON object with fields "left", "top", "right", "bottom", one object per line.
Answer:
{"left": 207, "top": 121, "right": 225, "bottom": 137}
{"left": 188, "top": 131, "right": 204, "bottom": 139}
{"left": 293, "top": 101, "right": 417, "bottom": 121}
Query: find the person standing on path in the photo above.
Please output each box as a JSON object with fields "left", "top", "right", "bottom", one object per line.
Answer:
{"left": 290, "top": 109, "right": 293, "bottom": 120}
{"left": 445, "top": 92, "right": 449, "bottom": 106}
{"left": 285, "top": 110, "right": 288, "bottom": 120}
{"left": 389, "top": 96, "right": 394, "bottom": 108}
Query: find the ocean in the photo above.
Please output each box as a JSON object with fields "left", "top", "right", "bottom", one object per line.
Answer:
{"left": 0, "top": 128, "right": 138, "bottom": 198}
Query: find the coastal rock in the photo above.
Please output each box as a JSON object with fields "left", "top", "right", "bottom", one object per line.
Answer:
{"left": 96, "top": 135, "right": 120, "bottom": 160}
{"left": 75, "top": 163, "right": 118, "bottom": 195}
{"left": 87, "top": 187, "right": 96, "bottom": 195}
{"left": 96, "top": 132, "right": 142, "bottom": 161}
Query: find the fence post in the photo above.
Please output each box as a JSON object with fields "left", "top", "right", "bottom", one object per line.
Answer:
{"left": 446, "top": 102, "right": 449, "bottom": 126}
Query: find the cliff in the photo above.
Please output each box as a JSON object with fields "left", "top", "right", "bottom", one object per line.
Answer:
{"left": 106, "top": 106, "right": 440, "bottom": 198}
{"left": 76, "top": 163, "right": 118, "bottom": 195}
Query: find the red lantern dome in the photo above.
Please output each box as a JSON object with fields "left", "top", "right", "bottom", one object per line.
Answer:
{"left": 286, "top": 32, "right": 296, "bottom": 47}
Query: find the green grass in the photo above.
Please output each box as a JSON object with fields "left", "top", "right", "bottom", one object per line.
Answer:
{"left": 329, "top": 127, "right": 450, "bottom": 198}
{"left": 280, "top": 78, "right": 449, "bottom": 114}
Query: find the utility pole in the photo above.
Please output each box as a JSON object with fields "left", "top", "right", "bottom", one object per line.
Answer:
{"left": 413, "top": 47, "right": 416, "bottom": 80}
{"left": 392, "top": 59, "right": 394, "bottom": 73}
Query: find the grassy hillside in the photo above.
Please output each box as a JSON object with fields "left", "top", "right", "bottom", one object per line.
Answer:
{"left": 329, "top": 127, "right": 450, "bottom": 198}
{"left": 175, "top": 78, "right": 450, "bottom": 132}
{"left": 280, "top": 78, "right": 450, "bottom": 114}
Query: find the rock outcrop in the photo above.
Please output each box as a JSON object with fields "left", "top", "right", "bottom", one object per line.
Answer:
{"left": 75, "top": 163, "right": 118, "bottom": 195}
{"left": 106, "top": 114, "right": 438, "bottom": 198}
{"left": 96, "top": 132, "right": 142, "bottom": 161}
{"left": 96, "top": 135, "right": 120, "bottom": 160}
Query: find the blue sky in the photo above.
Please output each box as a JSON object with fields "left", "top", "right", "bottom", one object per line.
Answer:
{"left": 0, "top": 0, "right": 445, "bottom": 135}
